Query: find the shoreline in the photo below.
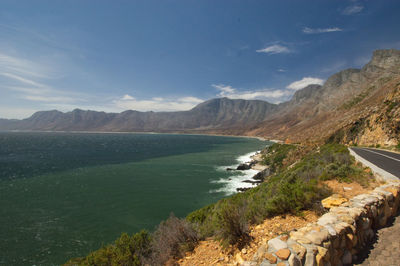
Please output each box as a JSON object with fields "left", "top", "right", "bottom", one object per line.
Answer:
{"left": 0, "top": 129, "right": 275, "bottom": 142}
{"left": 3, "top": 129, "right": 272, "bottom": 194}
{"left": 215, "top": 148, "right": 270, "bottom": 194}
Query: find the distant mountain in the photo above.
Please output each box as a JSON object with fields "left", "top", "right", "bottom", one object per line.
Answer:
{"left": 0, "top": 98, "right": 278, "bottom": 133}
{"left": 1, "top": 49, "right": 399, "bottom": 147}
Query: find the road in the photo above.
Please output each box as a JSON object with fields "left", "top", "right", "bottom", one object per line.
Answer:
{"left": 351, "top": 147, "right": 400, "bottom": 265}
{"left": 350, "top": 147, "right": 400, "bottom": 178}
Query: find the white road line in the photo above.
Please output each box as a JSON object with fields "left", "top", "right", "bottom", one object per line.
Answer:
{"left": 361, "top": 149, "right": 400, "bottom": 163}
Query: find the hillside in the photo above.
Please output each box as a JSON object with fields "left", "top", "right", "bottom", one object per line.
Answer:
{"left": 247, "top": 49, "right": 400, "bottom": 147}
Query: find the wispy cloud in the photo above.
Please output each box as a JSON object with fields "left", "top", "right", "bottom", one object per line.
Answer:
{"left": 286, "top": 77, "right": 324, "bottom": 90}
{"left": 302, "top": 27, "right": 343, "bottom": 34}
{"left": 212, "top": 84, "right": 290, "bottom": 103}
{"left": 0, "top": 52, "right": 54, "bottom": 79}
{"left": 342, "top": 5, "right": 364, "bottom": 15}
{"left": 0, "top": 53, "right": 86, "bottom": 106}
{"left": 21, "top": 95, "right": 76, "bottom": 103}
{"left": 256, "top": 44, "right": 291, "bottom": 54}
{"left": 113, "top": 95, "right": 204, "bottom": 112}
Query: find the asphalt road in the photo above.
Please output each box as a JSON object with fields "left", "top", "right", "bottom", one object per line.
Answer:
{"left": 351, "top": 147, "right": 400, "bottom": 178}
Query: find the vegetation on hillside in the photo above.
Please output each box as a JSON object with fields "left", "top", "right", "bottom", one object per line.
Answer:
{"left": 260, "top": 143, "right": 296, "bottom": 172}
{"left": 186, "top": 143, "right": 372, "bottom": 240}
{"left": 340, "top": 86, "right": 375, "bottom": 110}
{"left": 66, "top": 143, "right": 373, "bottom": 265}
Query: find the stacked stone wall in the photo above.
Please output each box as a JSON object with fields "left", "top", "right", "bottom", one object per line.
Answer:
{"left": 242, "top": 149, "right": 400, "bottom": 266}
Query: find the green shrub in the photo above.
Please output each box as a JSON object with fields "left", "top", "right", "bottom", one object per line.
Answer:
{"left": 66, "top": 230, "right": 152, "bottom": 266}
{"left": 151, "top": 213, "right": 198, "bottom": 265}
{"left": 216, "top": 201, "right": 251, "bottom": 249}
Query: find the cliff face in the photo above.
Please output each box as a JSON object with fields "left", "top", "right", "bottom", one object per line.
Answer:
{"left": 247, "top": 49, "right": 400, "bottom": 146}
{"left": 331, "top": 83, "right": 400, "bottom": 147}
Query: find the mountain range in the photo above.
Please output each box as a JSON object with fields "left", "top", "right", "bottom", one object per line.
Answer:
{"left": 1, "top": 49, "right": 400, "bottom": 146}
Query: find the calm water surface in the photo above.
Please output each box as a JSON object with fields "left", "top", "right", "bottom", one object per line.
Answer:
{"left": 0, "top": 132, "right": 268, "bottom": 265}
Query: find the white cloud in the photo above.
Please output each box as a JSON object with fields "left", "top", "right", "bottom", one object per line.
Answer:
{"left": 113, "top": 95, "right": 204, "bottom": 112}
{"left": 302, "top": 27, "right": 343, "bottom": 34}
{"left": 211, "top": 84, "right": 235, "bottom": 93}
{"left": 342, "top": 5, "right": 364, "bottom": 15}
{"left": 152, "top": 97, "right": 164, "bottom": 101}
{"left": 256, "top": 44, "right": 291, "bottom": 54}
{"left": 277, "top": 69, "right": 286, "bottom": 72}
{"left": 286, "top": 77, "right": 324, "bottom": 90}
{"left": 212, "top": 84, "right": 291, "bottom": 103}
{"left": 21, "top": 95, "right": 76, "bottom": 103}
{"left": 122, "top": 94, "right": 135, "bottom": 100}
{"left": 178, "top": 97, "right": 204, "bottom": 104}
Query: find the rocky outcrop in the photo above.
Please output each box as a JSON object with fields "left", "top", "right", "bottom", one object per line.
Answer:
{"left": 330, "top": 83, "right": 400, "bottom": 147}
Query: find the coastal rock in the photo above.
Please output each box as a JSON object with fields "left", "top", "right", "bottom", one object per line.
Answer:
{"left": 253, "top": 168, "right": 271, "bottom": 181}
{"left": 243, "top": 179, "right": 262, "bottom": 184}
{"left": 237, "top": 163, "right": 251, "bottom": 170}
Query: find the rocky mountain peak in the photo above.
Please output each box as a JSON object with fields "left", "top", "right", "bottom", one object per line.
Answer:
{"left": 290, "top": 84, "right": 322, "bottom": 103}
{"left": 362, "top": 49, "right": 400, "bottom": 74}
{"left": 323, "top": 68, "right": 361, "bottom": 90}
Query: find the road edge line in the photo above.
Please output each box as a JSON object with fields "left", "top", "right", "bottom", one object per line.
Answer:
{"left": 349, "top": 148, "right": 398, "bottom": 182}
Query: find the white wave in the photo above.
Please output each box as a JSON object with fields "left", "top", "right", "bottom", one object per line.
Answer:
{"left": 210, "top": 150, "right": 263, "bottom": 195}
{"left": 210, "top": 169, "right": 260, "bottom": 196}
{"left": 236, "top": 151, "right": 257, "bottom": 164}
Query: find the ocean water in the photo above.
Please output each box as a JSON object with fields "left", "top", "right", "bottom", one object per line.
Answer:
{"left": 0, "top": 132, "right": 268, "bottom": 265}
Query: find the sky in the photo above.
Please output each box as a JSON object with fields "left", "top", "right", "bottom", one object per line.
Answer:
{"left": 1, "top": 0, "right": 400, "bottom": 119}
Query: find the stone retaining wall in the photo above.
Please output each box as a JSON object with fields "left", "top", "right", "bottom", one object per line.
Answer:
{"left": 242, "top": 151, "right": 400, "bottom": 266}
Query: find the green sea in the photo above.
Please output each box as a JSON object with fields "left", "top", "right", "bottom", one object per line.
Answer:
{"left": 0, "top": 132, "right": 268, "bottom": 265}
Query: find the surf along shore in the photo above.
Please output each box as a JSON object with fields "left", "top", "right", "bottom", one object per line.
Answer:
{"left": 66, "top": 140, "right": 380, "bottom": 265}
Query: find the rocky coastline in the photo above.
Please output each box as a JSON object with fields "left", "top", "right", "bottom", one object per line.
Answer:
{"left": 231, "top": 151, "right": 271, "bottom": 192}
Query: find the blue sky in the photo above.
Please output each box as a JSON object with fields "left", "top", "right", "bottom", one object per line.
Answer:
{"left": 1, "top": 0, "right": 400, "bottom": 118}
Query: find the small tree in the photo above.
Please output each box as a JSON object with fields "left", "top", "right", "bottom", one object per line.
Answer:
{"left": 151, "top": 213, "right": 198, "bottom": 265}
{"left": 216, "top": 201, "right": 251, "bottom": 249}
